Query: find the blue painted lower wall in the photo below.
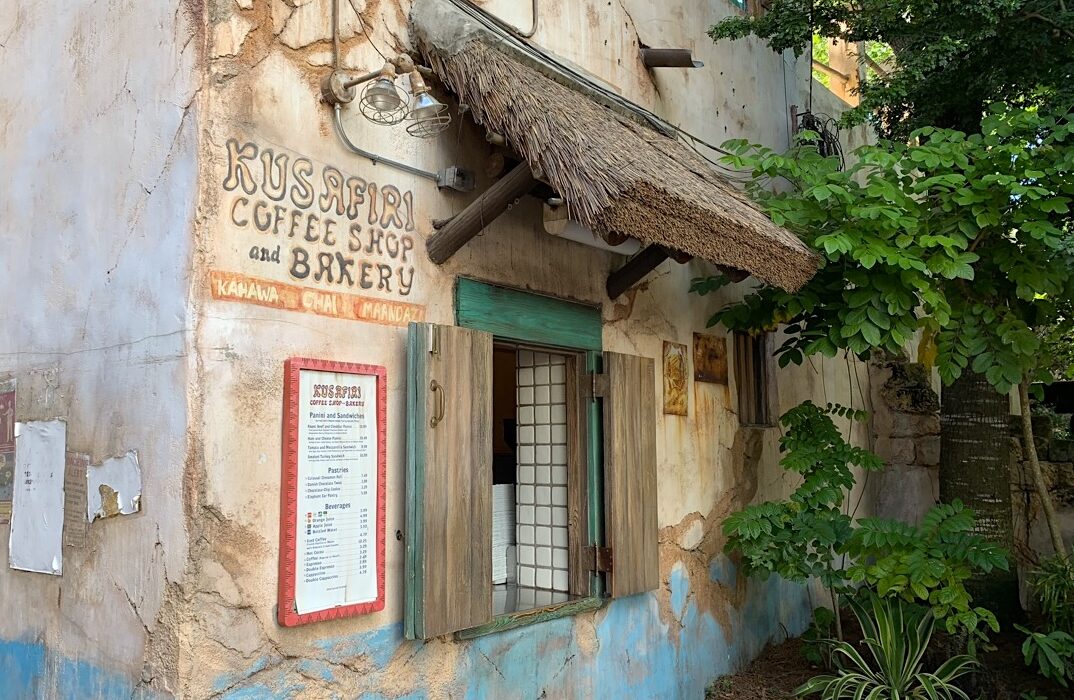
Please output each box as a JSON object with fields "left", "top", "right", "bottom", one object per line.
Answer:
{"left": 1, "top": 560, "right": 812, "bottom": 699}
{"left": 211, "top": 558, "right": 812, "bottom": 699}
{"left": 0, "top": 638, "right": 162, "bottom": 700}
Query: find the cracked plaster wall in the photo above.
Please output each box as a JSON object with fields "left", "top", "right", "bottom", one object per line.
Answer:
{"left": 0, "top": 0, "right": 202, "bottom": 697}
{"left": 0, "top": 0, "right": 875, "bottom": 697}
{"left": 183, "top": 2, "right": 877, "bottom": 698}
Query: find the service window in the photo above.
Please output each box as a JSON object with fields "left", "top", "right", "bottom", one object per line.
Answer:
{"left": 403, "top": 280, "right": 659, "bottom": 640}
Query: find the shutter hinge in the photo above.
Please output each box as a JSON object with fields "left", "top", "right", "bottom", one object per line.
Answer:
{"left": 586, "top": 545, "right": 613, "bottom": 573}
{"left": 587, "top": 373, "right": 608, "bottom": 399}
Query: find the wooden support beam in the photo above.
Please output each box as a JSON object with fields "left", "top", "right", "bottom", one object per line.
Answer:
{"left": 607, "top": 245, "right": 698, "bottom": 298}
{"left": 718, "top": 265, "right": 750, "bottom": 283}
{"left": 640, "top": 48, "right": 703, "bottom": 68}
{"left": 426, "top": 162, "right": 537, "bottom": 264}
{"left": 607, "top": 245, "right": 671, "bottom": 299}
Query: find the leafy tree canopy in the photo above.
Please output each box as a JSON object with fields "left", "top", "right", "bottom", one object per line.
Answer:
{"left": 694, "top": 106, "right": 1074, "bottom": 394}
{"left": 710, "top": 1, "right": 1074, "bottom": 140}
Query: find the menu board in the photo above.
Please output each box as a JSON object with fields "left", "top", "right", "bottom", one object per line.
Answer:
{"left": 278, "top": 358, "right": 386, "bottom": 626}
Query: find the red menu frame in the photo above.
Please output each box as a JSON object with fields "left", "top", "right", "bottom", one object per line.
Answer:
{"left": 277, "top": 357, "right": 387, "bottom": 627}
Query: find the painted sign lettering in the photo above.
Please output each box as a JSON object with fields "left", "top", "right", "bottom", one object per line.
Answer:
{"left": 214, "top": 138, "right": 426, "bottom": 324}
{"left": 210, "top": 270, "right": 425, "bottom": 327}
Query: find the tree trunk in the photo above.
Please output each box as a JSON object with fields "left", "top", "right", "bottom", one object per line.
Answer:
{"left": 940, "top": 370, "right": 1020, "bottom": 620}
{"left": 1018, "top": 380, "right": 1068, "bottom": 559}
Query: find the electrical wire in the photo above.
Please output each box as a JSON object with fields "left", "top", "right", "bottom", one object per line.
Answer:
{"left": 464, "top": 0, "right": 538, "bottom": 39}
{"left": 797, "top": 110, "right": 845, "bottom": 167}
{"left": 355, "top": 5, "right": 389, "bottom": 62}
{"left": 444, "top": 0, "right": 751, "bottom": 169}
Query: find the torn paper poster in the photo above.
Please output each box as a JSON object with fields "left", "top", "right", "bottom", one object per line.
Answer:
{"left": 87, "top": 450, "right": 142, "bottom": 522}
{"left": 63, "top": 452, "right": 89, "bottom": 548}
{"left": 9, "top": 420, "right": 66, "bottom": 575}
{"left": 0, "top": 378, "right": 15, "bottom": 525}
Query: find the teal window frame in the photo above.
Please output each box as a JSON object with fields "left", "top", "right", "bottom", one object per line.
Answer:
{"left": 453, "top": 277, "right": 607, "bottom": 639}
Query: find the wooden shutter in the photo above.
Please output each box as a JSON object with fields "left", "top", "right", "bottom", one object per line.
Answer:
{"left": 602, "top": 351, "right": 659, "bottom": 597}
{"left": 404, "top": 322, "right": 493, "bottom": 639}
{"left": 734, "top": 332, "right": 772, "bottom": 426}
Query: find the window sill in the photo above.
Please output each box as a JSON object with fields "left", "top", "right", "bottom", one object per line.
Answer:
{"left": 455, "top": 595, "right": 605, "bottom": 640}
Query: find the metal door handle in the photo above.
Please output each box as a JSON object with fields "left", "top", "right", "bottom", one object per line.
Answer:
{"left": 429, "top": 380, "right": 445, "bottom": 427}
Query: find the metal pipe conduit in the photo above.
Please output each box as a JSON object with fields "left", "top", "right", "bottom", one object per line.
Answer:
{"left": 332, "top": 103, "right": 441, "bottom": 184}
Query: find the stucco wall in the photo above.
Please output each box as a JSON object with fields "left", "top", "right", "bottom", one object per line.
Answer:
{"left": 178, "top": 1, "right": 878, "bottom": 698}
{"left": 1, "top": 0, "right": 877, "bottom": 698}
{"left": 0, "top": 1, "right": 201, "bottom": 697}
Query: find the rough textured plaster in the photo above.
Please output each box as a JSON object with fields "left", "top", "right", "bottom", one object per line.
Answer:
{"left": 1, "top": 0, "right": 875, "bottom": 696}
{"left": 177, "top": 0, "right": 875, "bottom": 696}
{"left": 0, "top": 0, "right": 202, "bottom": 695}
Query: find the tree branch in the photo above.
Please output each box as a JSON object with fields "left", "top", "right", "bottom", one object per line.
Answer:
{"left": 1019, "top": 380, "right": 1068, "bottom": 559}
{"left": 1023, "top": 11, "right": 1074, "bottom": 40}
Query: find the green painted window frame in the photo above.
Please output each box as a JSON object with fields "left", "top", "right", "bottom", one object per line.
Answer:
{"left": 455, "top": 277, "right": 602, "bottom": 352}
{"left": 454, "top": 277, "right": 606, "bottom": 639}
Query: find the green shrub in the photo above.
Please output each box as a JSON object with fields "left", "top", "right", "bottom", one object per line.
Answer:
{"left": 1017, "top": 625, "right": 1074, "bottom": 688}
{"left": 1030, "top": 556, "right": 1074, "bottom": 635}
{"left": 723, "top": 401, "right": 1007, "bottom": 643}
{"left": 844, "top": 501, "right": 1007, "bottom": 641}
{"left": 722, "top": 401, "right": 880, "bottom": 592}
{"left": 795, "top": 592, "right": 977, "bottom": 699}
{"left": 802, "top": 606, "right": 837, "bottom": 667}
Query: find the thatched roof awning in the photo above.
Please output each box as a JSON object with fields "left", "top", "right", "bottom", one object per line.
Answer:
{"left": 412, "top": 7, "right": 820, "bottom": 292}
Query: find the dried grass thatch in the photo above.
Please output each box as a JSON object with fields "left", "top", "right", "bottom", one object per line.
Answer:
{"left": 415, "top": 38, "right": 820, "bottom": 292}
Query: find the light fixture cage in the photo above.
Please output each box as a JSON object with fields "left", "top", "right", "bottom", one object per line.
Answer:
{"left": 358, "top": 79, "right": 410, "bottom": 126}
{"left": 406, "top": 103, "right": 451, "bottom": 138}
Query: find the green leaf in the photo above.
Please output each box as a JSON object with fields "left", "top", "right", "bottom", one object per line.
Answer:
{"left": 860, "top": 323, "right": 881, "bottom": 347}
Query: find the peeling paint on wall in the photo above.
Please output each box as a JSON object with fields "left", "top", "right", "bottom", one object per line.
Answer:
{"left": 87, "top": 451, "right": 142, "bottom": 522}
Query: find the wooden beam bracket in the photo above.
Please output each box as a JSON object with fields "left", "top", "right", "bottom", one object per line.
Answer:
{"left": 606, "top": 245, "right": 694, "bottom": 299}
{"left": 425, "top": 162, "right": 538, "bottom": 264}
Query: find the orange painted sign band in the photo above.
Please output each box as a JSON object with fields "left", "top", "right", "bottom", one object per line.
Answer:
{"left": 210, "top": 270, "right": 426, "bottom": 327}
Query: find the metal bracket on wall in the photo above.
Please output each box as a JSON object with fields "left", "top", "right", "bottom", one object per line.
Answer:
{"left": 585, "top": 373, "right": 608, "bottom": 399}
{"left": 586, "top": 545, "right": 613, "bottom": 573}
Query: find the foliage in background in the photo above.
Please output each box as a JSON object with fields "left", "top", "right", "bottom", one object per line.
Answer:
{"left": 695, "top": 107, "right": 1074, "bottom": 396}
{"left": 1031, "top": 401, "right": 1072, "bottom": 441}
{"left": 1031, "top": 556, "right": 1074, "bottom": 635}
{"left": 709, "top": 0, "right": 1074, "bottom": 141}
{"left": 810, "top": 34, "right": 831, "bottom": 88}
{"left": 794, "top": 591, "right": 977, "bottom": 699}
{"left": 1021, "top": 555, "right": 1074, "bottom": 685}
{"left": 722, "top": 402, "right": 1008, "bottom": 642}
{"left": 1038, "top": 297, "right": 1074, "bottom": 381}
{"left": 1017, "top": 625, "right": 1074, "bottom": 687}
